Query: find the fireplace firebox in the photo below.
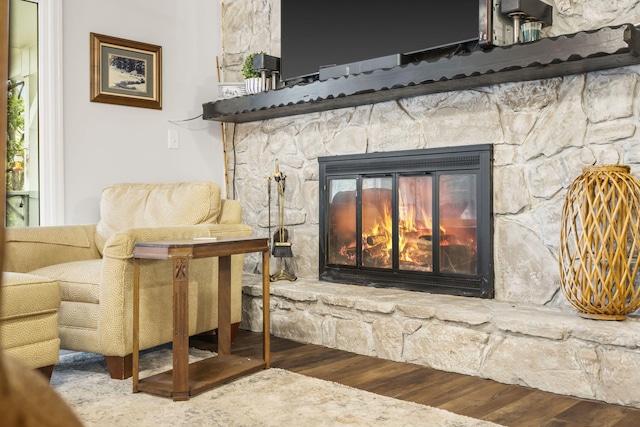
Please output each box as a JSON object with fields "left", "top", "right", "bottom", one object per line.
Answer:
{"left": 318, "top": 145, "right": 493, "bottom": 298}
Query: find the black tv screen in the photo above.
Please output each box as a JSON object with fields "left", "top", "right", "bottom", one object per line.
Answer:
{"left": 281, "top": 0, "right": 489, "bottom": 82}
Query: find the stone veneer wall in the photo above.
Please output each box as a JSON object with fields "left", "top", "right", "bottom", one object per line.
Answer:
{"left": 221, "top": 0, "right": 640, "bottom": 406}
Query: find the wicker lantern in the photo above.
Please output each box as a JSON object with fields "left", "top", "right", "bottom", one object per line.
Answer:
{"left": 559, "top": 165, "right": 640, "bottom": 320}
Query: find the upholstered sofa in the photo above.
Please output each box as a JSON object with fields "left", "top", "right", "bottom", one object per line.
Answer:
{"left": 0, "top": 272, "right": 61, "bottom": 380}
{"left": 4, "top": 181, "right": 252, "bottom": 379}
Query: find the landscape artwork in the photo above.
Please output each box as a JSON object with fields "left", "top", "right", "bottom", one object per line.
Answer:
{"left": 107, "top": 53, "right": 148, "bottom": 93}
{"left": 90, "top": 33, "right": 162, "bottom": 109}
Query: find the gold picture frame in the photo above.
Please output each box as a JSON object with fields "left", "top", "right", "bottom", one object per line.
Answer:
{"left": 90, "top": 33, "right": 162, "bottom": 110}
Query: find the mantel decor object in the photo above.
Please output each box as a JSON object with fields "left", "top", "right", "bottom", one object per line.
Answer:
{"left": 218, "top": 83, "right": 246, "bottom": 99}
{"left": 559, "top": 165, "right": 640, "bottom": 320}
{"left": 90, "top": 33, "right": 162, "bottom": 110}
{"left": 245, "top": 77, "right": 268, "bottom": 95}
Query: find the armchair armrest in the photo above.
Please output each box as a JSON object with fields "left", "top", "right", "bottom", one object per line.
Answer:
{"left": 102, "top": 223, "right": 254, "bottom": 259}
{"left": 4, "top": 224, "right": 101, "bottom": 273}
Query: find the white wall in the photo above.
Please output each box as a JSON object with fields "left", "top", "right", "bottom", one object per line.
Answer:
{"left": 62, "top": 0, "right": 224, "bottom": 224}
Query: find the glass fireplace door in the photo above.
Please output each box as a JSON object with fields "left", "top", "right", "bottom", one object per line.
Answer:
{"left": 361, "top": 177, "right": 393, "bottom": 269}
{"left": 398, "top": 175, "right": 434, "bottom": 272}
{"left": 318, "top": 145, "right": 493, "bottom": 298}
{"left": 327, "top": 178, "right": 357, "bottom": 266}
{"left": 326, "top": 176, "right": 397, "bottom": 269}
{"left": 438, "top": 173, "right": 478, "bottom": 275}
{"left": 326, "top": 173, "right": 479, "bottom": 276}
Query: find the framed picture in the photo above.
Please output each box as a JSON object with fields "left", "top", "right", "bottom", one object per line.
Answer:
{"left": 90, "top": 33, "right": 162, "bottom": 110}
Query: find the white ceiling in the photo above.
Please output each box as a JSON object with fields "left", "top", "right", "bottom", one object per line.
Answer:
{"left": 9, "top": 0, "right": 38, "bottom": 49}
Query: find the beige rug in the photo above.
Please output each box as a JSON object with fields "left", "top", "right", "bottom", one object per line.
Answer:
{"left": 51, "top": 346, "right": 503, "bottom": 427}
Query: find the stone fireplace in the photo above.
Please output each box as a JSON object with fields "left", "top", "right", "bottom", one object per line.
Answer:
{"left": 217, "top": 0, "right": 640, "bottom": 409}
{"left": 318, "top": 145, "right": 493, "bottom": 297}
{"left": 221, "top": 71, "right": 640, "bottom": 407}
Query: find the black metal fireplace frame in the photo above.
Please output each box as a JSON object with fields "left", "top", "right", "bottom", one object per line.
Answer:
{"left": 318, "top": 145, "right": 494, "bottom": 298}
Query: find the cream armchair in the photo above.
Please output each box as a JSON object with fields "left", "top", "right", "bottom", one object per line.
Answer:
{"left": 4, "top": 182, "right": 252, "bottom": 379}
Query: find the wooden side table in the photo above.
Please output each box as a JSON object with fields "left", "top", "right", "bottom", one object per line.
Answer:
{"left": 132, "top": 236, "right": 270, "bottom": 401}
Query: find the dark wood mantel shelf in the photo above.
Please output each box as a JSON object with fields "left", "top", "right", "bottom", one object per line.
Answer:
{"left": 203, "top": 24, "right": 640, "bottom": 124}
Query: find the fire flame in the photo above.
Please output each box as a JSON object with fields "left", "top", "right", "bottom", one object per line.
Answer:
{"left": 331, "top": 183, "right": 476, "bottom": 274}
{"left": 356, "top": 192, "right": 445, "bottom": 270}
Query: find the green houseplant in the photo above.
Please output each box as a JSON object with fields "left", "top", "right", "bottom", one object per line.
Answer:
{"left": 242, "top": 52, "right": 270, "bottom": 94}
{"left": 242, "top": 52, "right": 262, "bottom": 79}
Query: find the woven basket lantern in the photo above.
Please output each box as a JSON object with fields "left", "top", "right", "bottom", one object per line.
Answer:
{"left": 559, "top": 165, "right": 640, "bottom": 320}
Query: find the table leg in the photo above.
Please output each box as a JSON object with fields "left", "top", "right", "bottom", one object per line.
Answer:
{"left": 132, "top": 258, "right": 140, "bottom": 393}
{"left": 172, "top": 255, "right": 190, "bottom": 401}
{"left": 218, "top": 255, "right": 232, "bottom": 356}
{"left": 262, "top": 250, "right": 270, "bottom": 368}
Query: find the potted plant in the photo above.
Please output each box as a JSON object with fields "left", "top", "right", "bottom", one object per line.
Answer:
{"left": 242, "top": 52, "right": 269, "bottom": 94}
{"left": 7, "top": 80, "right": 25, "bottom": 191}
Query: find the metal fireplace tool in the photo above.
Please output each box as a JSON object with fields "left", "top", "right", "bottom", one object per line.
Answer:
{"left": 268, "top": 160, "right": 297, "bottom": 282}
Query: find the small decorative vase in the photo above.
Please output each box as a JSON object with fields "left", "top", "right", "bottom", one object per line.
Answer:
{"left": 245, "top": 77, "right": 268, "bottom": 94}
{"left": 559, "top": 165, "right": 640, "bottom": 320}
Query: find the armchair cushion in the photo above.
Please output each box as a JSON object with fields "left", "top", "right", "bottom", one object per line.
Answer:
{"left": 30, "top": 260, "right": 102, "bottom": 354}
{"left": 95, "top": 182, "right": 222, "bottom": 255}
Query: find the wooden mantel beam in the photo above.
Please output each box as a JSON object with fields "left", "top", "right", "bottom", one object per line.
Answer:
{"left": 203, "top": 24, "right": 640, "bottom": 124}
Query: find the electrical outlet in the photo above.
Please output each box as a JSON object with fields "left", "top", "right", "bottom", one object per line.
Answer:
{"left": 168, "top": 130, "right": 180, "bottom": 149}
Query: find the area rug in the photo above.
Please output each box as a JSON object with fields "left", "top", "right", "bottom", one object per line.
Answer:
{"left": 51, "top": 346, "right": 503, "bottom": 427}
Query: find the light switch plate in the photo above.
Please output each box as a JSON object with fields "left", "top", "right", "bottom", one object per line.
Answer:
{"left": 168, "top": 129, "right": 179, "bottom": 149}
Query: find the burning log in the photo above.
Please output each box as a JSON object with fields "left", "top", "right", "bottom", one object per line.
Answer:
{"left": 366, "top": 235, "right": 388, "bottom": 246}
{"left": 408, "top": 252, "right": 432, "bottom": 266}
{"left": 364, "top": 244, "right": 387, "bottom": 259}
{"left": 340, "top": 246, "right": 356, "bottom": 259}
{"left": 402, "top": 241, "right": 432, "bottom": 263}
{"left": 363, "top": 244, "right": 390, "bottom": 267}
{"left": 401, "top": 235, "right": 432, "bottom": 252}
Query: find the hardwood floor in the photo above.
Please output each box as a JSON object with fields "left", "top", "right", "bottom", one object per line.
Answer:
{"left": 226, "top": 329, "right": 640, "bottom": 427}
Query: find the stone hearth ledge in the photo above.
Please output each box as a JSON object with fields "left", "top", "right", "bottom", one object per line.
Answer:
{"left": 240, "top": 274, "right": 640, "bottom": 408}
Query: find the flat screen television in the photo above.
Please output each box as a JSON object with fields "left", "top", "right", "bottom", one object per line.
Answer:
{"left": 281, "top": 0, "right": 491, "bottom": 82}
